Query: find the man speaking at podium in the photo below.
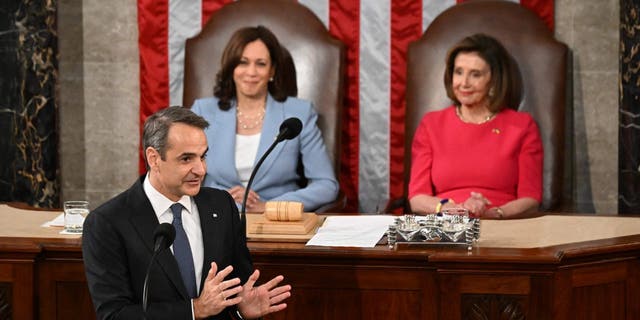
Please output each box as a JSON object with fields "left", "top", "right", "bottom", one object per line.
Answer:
{"left": 82, "top": 107, "right": 290, "bottom": 319}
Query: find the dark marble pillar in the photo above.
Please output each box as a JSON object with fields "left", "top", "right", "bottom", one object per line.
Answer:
{"left": 620, "top": 0, "right": 640, "bottom": 213}
{"left": 0, "top": 0, "right": 59, "bottom": 207}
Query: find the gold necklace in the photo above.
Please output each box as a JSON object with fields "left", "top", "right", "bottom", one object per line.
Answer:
{"left": 237, "top": 107, "right": 265, "bottom": 130}
{"left": 455, "top": 106, "right": 496, "bottom": 124}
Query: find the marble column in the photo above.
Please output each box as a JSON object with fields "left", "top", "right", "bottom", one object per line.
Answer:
{"left": 620, "top": 0, "right": 640, "bottom": 213}
{"left": 0, "top": 0, "right": 59, "bottom": 208}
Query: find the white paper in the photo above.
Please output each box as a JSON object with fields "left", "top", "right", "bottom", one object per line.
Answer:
{"left": 41, "top": 213, "right": 65, "bottom": 227}
{"left": 306, "top": 215, "right": 396, "bottom": 247}
{"left": 59, "top": 229, "right": 83, "bottom": 235}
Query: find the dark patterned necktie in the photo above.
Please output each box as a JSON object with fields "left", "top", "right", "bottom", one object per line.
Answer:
{"left": 170, "top": 203, "right": 197, "bottom": 298}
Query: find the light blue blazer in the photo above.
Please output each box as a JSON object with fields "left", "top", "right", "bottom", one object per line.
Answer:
{"left": 190, "top": 95, "right": 339, "bottom": 211}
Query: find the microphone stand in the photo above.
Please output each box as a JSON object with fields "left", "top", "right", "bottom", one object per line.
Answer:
{"left": 143, "top": 249, "right": 162, "bottom": 315}
{"left": 143, "top": 223, "right": 175, "bottom": 317}
{"left": 240, "top": 117, "right": 302, "bottom": 226}
{"left": 240, "top": 138, "right": 280, "bottom": 223}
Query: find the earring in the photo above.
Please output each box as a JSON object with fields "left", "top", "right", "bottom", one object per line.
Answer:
{"left": 488, "top": 87, "right": 495, "bottom": 97}
{"left": 269, "top": 77, "right": 274, "bottom": 82}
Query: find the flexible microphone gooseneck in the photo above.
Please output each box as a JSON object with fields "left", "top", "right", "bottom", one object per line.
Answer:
{"left": 143, "top": 223, "right": 176, "bottom": 315}
{"left": 240, "top": 117, "right": 303, "bottom": 223}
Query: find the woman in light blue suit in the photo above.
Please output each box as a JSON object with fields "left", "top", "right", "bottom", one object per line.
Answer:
{"left": 191, "top": 26, "right": 338, "bottom": 212}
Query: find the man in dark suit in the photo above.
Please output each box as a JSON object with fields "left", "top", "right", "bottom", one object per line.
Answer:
{"left": 82, "top": 107, "right": 290, "bottom": 319}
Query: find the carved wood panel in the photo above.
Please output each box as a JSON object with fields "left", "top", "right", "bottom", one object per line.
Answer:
{"left": 38, "top": 260, "right": 95, "bottom": 320}
{"left": 461, "top": 294, "right": 527, "bottom": 320}
{"left": 255, "top": 262, "right": 437, "bottom": 320}
{"left": 0, "top": 282, "right": 12, "bottom": 320}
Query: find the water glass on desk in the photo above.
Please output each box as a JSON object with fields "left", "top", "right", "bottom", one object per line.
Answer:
{"left": 64, "top": 200, "right": 89, "bottom": 233}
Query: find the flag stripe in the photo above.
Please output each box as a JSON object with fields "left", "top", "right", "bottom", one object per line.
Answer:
{"left": 299, "top": 0, "right": 329, "bottom": 29}
{"left": 139, "top": 0, "right": 554, "bottom": 211}
{"left": 328, "top": 0, "right": 361, "bottom": 212}
{"left": 520, "top": 0, "right": 554, "bottom": 30}
{"left": 168, "top": 0, "right": 202, "bottom": 107}
{"left": 202, "top": 0, "right": 231, "bottom": 26}
{"left": 358, "top": 1, "right": 391, "bottom": 212}
{"left": 422, "top": 0, "right": 456, "bottom": 31}
{"left": 388, "top": 0, "right": 424, "bottom": 209}
{"left": 138, "top": 0, "right": 170, "bottom": 173}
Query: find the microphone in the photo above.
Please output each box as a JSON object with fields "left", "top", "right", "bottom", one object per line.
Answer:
{"left": 275, "top": 117, "right": 303, "bottom": 142}
{"left": 152, "top": 222, "right": 176, "bottom": 252}
{"left": 241, "top": 117, "right": 303, "bottom": 222}
{"left": 143, "top": 223, "right": 176, "bottom": 315}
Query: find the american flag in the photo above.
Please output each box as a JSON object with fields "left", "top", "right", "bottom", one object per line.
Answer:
{"left": 137, "top": 0, "right": 554, "bottom": 212}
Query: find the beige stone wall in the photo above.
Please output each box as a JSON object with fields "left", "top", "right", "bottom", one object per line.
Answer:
{"left": 57, "top": 1, "right": 620, "bottom": 213}
{"left": 555, "top": 0, "right": 619, "bottom": 213}
{"left": 58, "top": 0, "right": 139, "bottom": 209}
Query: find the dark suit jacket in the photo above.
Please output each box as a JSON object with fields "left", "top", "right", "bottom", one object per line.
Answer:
{"left": 82, "top": 176, "right": 253, "bottom": 319}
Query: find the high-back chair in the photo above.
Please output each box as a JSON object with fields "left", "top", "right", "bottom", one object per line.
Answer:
{"left": 400, "top": 0, "right": 570, "bottom": 212}
{"left": 182, "top": 0, "right": 346, "bottom": 212}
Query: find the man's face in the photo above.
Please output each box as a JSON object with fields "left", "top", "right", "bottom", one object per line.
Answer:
{"left": 146, "top": 123, "right": 208, "bottom": 201}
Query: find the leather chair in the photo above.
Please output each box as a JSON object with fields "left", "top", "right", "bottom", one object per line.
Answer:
{"left": 182, "top": 0, "right": 346, "bottom": 212}
{"left": 394, "top": 0, "right": 570, "bottom": 212}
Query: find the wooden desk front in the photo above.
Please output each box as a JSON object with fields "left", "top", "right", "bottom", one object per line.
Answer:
{"left": 1, "top": 205, "right": 639, "bottom": 319}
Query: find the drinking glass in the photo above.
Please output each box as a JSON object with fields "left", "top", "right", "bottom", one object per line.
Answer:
{"left": 64, "top": 201, "right": 90, "bottom": 233}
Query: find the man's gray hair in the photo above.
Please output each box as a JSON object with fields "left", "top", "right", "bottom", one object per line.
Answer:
{"left": 143, "top": 107, "right": 209, "bottom": 166}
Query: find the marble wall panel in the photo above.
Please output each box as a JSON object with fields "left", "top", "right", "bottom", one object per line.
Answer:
{"left": 619, "top": 0, "right": 640, "bottom": 213}
{"left": 0, "top": 0, "right": 59, "bottom": 207}
{"left": 58, "top": 0, "right": 85, "bottom": 202}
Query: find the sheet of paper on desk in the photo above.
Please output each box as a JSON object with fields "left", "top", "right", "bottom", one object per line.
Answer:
{"left": 41, "top": 213, "right": 65, "bottom": 227}
{"left": 306, "top": 215, "right": 395, "bottom": 247}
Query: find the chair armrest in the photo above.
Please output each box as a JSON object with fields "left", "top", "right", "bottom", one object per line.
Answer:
{"left": 382, "top": 196, "right": 411, "bottom": 214}
{"left": 315, "top": 190, "right": 347, "bottom": 214}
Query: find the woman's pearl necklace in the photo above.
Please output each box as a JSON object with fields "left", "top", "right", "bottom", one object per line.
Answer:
{"left": 455, "top": 106, "right": 496, "bottom": 124}
{"left": 237, "top": 107, "right": 265, "bottom": 130}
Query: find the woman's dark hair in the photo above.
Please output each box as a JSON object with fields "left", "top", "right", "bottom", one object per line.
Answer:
{"left": 213, "top": 25, "right": 288, "bottom": 110}
{"left": 443, "top": 33, "right": 513, "bottom": 113}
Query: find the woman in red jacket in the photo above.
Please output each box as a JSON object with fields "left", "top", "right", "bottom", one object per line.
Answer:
{"left": 408, "top": 34, "right": 542, "bottom": 219}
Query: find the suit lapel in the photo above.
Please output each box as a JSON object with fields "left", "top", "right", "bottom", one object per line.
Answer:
{"left": 194, "top": 192, "right": 223, "bottom": 290}
{"left": 212, "top": 105, "right": 242, "bottom": 185}
{"left": 253, "top": 95, "right": 287, "bottom": 187}
{"left": 128, "top": 176, "right": 190, "bottom": 299}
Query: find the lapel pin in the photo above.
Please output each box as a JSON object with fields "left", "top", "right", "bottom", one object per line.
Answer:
{"left": 212, "top": 212, "right": 218, "bottom": 218}
{"left": 492, "top": 128, "right": 501, "bottom": 134}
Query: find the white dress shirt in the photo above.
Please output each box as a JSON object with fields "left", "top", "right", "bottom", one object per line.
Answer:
{"left": 235, "top": 132, "right": 261, "bottom": 187}
{"left": 143, "top": 175, "right": 204, "bottom": 293}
